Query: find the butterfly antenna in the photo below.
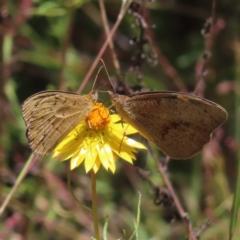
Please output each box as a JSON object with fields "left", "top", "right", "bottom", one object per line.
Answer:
{"left": 92, "top": 65, "right": 104, "bottom": 91}
{"left": 100, "top": 58, "right": 116, "bottom": 93}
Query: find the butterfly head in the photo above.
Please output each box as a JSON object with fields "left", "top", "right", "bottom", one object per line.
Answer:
{"left": 90, "top": 91, "right": 98, "bottom": 103}
{"left": 108, "top": 91, "right": 128, "bottom": 106}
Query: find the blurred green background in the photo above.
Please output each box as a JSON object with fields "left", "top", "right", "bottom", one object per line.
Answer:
{"left": 0, "top": 0, "right": 239, "bottom": 239}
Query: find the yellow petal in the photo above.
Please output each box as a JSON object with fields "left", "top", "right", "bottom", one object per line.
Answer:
{"left": 111, "top": 114, "right": 121, "bottom": 123}
{"left": 70, "top": 148, "right": 86, "bottom": 170}
{"left": 93, "top": 157, "right": 101, "bottom": 173}
{"left": 114, "top": 150, "right": 133, "bottom": 163}
{"left": 125, "top": 138, "right": 146, "bottom": 149}
{"left": 96, "top": 144, "right": 110, "bottom": 170}
{"left": 108, "top": 159, "right": 116, "bottom": 173}
{"left": 85, "top": 145, "right": 98, "bottom": 173}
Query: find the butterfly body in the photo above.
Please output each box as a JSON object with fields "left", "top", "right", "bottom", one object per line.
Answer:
{"left": 22, "top": 91, "right": 98, "bottom": 156}
{"left": 109, "top": 91, "right": 228, "bottom": 159}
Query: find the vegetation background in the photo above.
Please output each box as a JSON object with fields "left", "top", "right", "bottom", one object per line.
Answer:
{"left": 0, "top": 0, "right": 239, "bottom": 239}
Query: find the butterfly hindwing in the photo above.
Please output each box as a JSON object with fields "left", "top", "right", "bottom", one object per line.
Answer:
{"left": 109, "top": 91, "right": 227, "bottom": 159}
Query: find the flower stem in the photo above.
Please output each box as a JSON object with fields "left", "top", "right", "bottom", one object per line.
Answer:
{"left": 91, "top": 170, "right": 100, "bottom": 240}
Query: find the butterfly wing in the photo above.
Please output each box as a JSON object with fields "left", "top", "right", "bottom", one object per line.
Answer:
{"left": 110, "top": 91, "right": 227, "bottom": 159}
{"left": 22, "top": 91, "right": 95, "bottom": 156}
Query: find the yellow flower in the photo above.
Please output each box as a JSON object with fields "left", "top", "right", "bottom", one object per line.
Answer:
{"left": 52, "top": 103, "right": 146, "bottom": 173}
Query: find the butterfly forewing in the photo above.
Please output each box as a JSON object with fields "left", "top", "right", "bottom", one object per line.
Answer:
{"left": 109, "top": 91, "right": 227, "bottom": 159}
{"left": 22, "top": 91, "right": 96, "bottom": 156}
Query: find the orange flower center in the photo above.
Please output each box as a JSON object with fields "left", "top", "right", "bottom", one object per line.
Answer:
{"left": 87, "top": 103, "right": 111, "bottom": 131}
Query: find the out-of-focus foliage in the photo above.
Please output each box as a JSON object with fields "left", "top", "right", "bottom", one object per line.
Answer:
{"left": 0, "top": 0, "right": 239, "bottom": 239}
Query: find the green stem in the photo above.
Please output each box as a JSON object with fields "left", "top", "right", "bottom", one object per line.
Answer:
{"left": 91, "top": 170, "right": 100, "bottom": 240}
{"left": 0, "top": 153, "right": 36, "bottom": 215}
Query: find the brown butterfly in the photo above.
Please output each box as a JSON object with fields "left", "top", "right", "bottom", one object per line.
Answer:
{"left": 109, "top": 91, "right": 228, "bottom": 159}
{"left": 22, "top": 91, "right": 98, "bottom": 156}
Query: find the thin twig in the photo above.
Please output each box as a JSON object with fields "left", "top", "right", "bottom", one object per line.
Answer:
{"left": 67, "top": 168, "right": 92, "bottom": 212}
{"left": 195, "top": 219, "right": 213, "bottom": 238}
{"left": 194, "top": 0, "right": 219, "bottom": 96}
{"left": 140, "top": 3, "right": 188, "bottom": 92}
{"left": 148, "top": 143, "right": 197, "bottom": 240}
{"left": 0, "top": 154, "right": 37, "bottom": 215}
{"left": 137, "top": 168, "right": 157, "bottom": 189}
{"left": 77, "top": 0, "right": 132, "bottom": 94}
{"left": 98, "top": 0, "right": 121, "bottom": 75}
